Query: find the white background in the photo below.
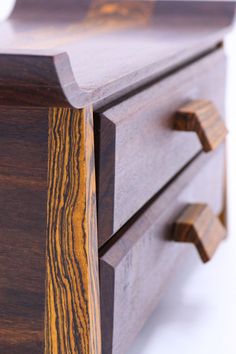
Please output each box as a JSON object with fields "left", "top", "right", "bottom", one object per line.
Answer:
{"left": 0, "top": 2, "right": 236, "bottom": 354}
{"left": 0, "top": 0, "right": 15, "bottom": 21}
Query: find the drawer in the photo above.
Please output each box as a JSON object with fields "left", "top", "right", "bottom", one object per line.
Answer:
{"left": 95, "top": 49, "right": 226, "bottom": 246}
{"left": 99, "top": 146, "right": 225, "bottom": 354}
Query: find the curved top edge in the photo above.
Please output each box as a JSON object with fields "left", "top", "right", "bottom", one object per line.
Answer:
{"left": 0, "top": 51, "right": 72, "bottom": 107}
{"left": 0, "top": 1, "right": 235, "bottom": 108}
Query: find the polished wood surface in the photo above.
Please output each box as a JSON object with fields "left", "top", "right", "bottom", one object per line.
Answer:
{"left": 46, "top": 108, "right": 101, "bottom": 354}
{"left": 0, "top": 107, "right": 48, "bottom": 353}
{"left": 174, "top": 100, "right": 228, "bottom": 152}
{"left": 95, "top": 49, "right": 226, "bottom": 246}
{"left": 0, "top": 1, "right": 235, "bottom": 107}
{"left": 0, "top": 106, "right": 101, "bottom": 354}
{"left": 100, "top": 146, "right": 225, "bottom": 354}
{"left": 174, "top": 204, "right": 226, "bottom": 262}
{"left": 0, "top": 2, "right": 233, "bottom": 353}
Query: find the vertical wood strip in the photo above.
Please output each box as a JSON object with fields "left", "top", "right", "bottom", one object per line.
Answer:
{"left": 45, "top": 107, "right": 101, "bottom": 354}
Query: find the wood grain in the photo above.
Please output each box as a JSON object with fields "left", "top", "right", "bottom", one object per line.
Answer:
{"left": 100, "top": 146, "right": 225, "bottom": 354}
{"left": 46, "top": 107, "right": 101, "bottom": 354}
{"left": 174, "top": 100, "right": 228, "bottom": 152}
{"left": 174, "top": 204, "right": 226, "bottom": 262}
{"left": 0, "top": 2, "right": 232, "bottom": 352}
{"left": 0, "top": 106, "right": 101, "bottom": 353}
{"left": 95, "top": 49, "right": 226, "bottom": 246}
{"left": 0, "top": 107, "right": 48, "bottom": 353}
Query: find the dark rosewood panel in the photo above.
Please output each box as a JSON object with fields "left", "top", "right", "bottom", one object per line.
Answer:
{"left": 0, "top": 107, "right": 48, "bottom": 353}
{"left": 0, "top": 106, "right": 102, "bottom": 354}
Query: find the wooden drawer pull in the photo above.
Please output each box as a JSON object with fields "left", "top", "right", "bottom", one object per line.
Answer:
{"left": 174, "top": 100, "right": 228, "bottom": 152}
{"left": 173, "top": 204, "right": 226, "bottom": 263}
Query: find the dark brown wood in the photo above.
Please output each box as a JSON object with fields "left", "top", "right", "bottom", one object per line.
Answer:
{"left": 100, "top": 146, "right": 225, "bottom": 354}
{"left": 0, "top": 2, "right": 233, "bottom": 353}
{"left": 174, "top": 100, "right": 228, "bottom": 152}
{"left": 0, "top": 107, "right": 48, "bottom": 353}
{"left": 0, "top": 106, "right": 101, "bottom": 354}
{"left": 94, "top": 115, "right": 116, "bottom": 242}
{"left": 96, "top": 49, "right": 226, "bottom": 246}
{"left": 0, "top": 1, "right": 234, "bottom": 108}
{"left": 173, "top": 204, "right": 226, "bottom": 262}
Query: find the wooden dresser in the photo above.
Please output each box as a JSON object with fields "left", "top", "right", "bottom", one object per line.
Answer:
{"left": 0, "top": 1, "right": 235, "bottom": 353}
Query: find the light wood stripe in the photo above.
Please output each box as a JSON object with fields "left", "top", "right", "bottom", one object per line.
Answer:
{"left": 45, "top": 107, "right": 101, "bottom": 354}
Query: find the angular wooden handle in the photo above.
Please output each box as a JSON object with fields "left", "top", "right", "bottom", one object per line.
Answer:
{"left": 173, "top": 204, "right": 226, "bottom": 263}
{"left": 174, "top": 100, "right": 228, "bottom": 152}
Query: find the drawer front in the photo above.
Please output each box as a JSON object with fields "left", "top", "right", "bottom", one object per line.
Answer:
{"left": 95, "top": 49, "right": 226, "bottom": 246}
{"left": 100, "top": 146, "right": 225, "bottom": 354}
